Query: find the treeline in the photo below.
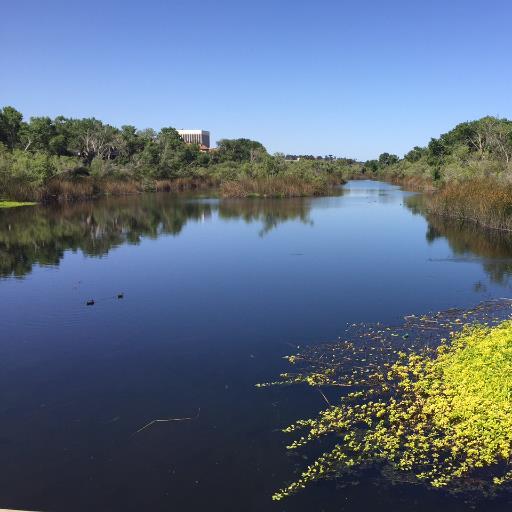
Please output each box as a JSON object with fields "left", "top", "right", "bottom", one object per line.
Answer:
{"left": 361, "top": 116, "right": 512, "bottom": 186}
{"left": 0, "top": 106, "right": 358, "bottom": 201}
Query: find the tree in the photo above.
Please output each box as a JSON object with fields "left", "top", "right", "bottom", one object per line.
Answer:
{"left": 363, "top": 160, "right": 379, "bottom": 173}
{"left": 215, "top": 138, "right": 266, "bottom": 163}
{"left": 378, "top": 152, "right": 399, "bottom": 167}
{"left": 118, "top": 125, "right": 144, "bottom": 162}
{"left": 65, "top": 118, "right": 120, "bottom": 164}
{"left": 19, "top": 116, "right": 56, "bottom": 152}
{"left": 427, "top": 138, "right": 447, "bottom": 158}
{"left": 404, "top": 146, "right": 425, "bottom": 163}
{"left": 0, "top": 106, "right": 23, "bottom": 149}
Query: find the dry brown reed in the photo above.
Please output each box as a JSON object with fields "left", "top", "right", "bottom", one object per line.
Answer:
{"left": 385, "top": 174, "right": 437, "bottom": 192}
{"left": 154, "top": 177, "right": 217, "bottom": 192}
{"left": 219, "top": 176, "right": 331, "bottom": 198}
{"left": 427, "top": 179, "right": 512, "bottom": 231}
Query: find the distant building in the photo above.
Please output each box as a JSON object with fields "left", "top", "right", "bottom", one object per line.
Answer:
{"left": 177, "top": 130, "right": 210, "bottom": 150}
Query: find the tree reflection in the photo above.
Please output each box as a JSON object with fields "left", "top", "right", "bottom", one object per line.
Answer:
{"left": 406, "top": 194, "right": 512, "bottom": 284}
{"left": 0, "top": 194, "right": 312, "bottom": 278}
{"left": 218, "top": 197, "right": 312, "bottom": 236}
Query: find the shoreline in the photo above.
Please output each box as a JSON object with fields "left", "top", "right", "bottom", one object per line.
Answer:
{"left": 2, "top": 176, "right": 346, "bottom": 205}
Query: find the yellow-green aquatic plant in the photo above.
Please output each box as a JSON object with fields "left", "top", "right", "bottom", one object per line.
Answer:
{"left": 273, "top": 318, "right": 512, "bottom": 500}
{"left": 0, "top": 201, "right": 36, "bottom": 208}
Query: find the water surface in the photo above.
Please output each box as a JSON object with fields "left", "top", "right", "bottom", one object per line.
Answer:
{"left": 1, "top": 180, "right": 511, "bottom": 511}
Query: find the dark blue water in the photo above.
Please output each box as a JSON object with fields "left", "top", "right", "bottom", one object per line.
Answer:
{"left": 1, "top": 181, "right": 511, "bottom": 511}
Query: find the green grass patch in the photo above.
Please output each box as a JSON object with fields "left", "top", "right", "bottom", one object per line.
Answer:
{"left": 0, "top": 201, "right": 37, "bottom": 208}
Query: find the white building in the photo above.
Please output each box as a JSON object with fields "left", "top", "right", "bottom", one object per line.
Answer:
{"left": 177, "top": 129, "right": 210, "bottom": 149}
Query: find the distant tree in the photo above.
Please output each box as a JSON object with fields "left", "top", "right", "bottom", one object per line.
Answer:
{"left": 65, "top": 118, "right": 120, "bottom": 164}
{"left": 460, "top": 117, "right": 512, "bottom": 163}
{"left": 215, "top": 138, "right": 266, "bottom": 163}
{"left": 0, "top": 106, "right": 23, "bottom": 149}
{"left": 19, "top": 116, "right": 56, "bottom": 152}
{"left": 363, "top": 159, "right": 379, "bottom": 173}
{"left": 117, "top": 125, "right": 144, "bottom": 162}
{"left": 378, "top": 152, "right": 399, "bottom": 167}
{"left": 404, "top": 146, "right": 426, "bottom": 163}
{"left": 427, "top": 138, "right": 447, "bottom": 159}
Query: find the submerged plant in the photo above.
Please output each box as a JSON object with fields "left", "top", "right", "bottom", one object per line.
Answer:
{"left": 267, "top": 302, "right": 512, "bottom": 501}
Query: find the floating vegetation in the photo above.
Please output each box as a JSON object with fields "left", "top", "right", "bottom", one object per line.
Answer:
{"left": 262, "top": 299, "right": 512, "bottom": 501}
{"left": 0, "top": 201, "right": 36, "bottom": 208}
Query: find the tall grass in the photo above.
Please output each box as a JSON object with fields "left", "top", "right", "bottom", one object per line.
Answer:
{"left": 219, "top": 176, "right": 334, "bottom": 198}
{"left": 2, "top": 174, "right": 339, "bottom": 202}
{"left": 154, "top": 177, "right": 218, "bottom": 192}
{"left": 385, "top": 174, "right": 437, "bottom": 192}
{"left": 427, "top": 179, "right": 512, "bottom": 231}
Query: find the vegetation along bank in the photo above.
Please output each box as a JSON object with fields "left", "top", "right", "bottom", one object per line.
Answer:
{"left": 2, "top": 106, "right": 512, "bottom": 232}
{"left": 357, "top": 116, "right": 512, "bottom": 229}
{"left": 0, "top": 106, "right": 356, "bottom": 202}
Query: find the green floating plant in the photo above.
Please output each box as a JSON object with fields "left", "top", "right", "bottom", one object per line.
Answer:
{"left": 0, "top": 201, "right": 36, "bottom": 208}
{"left": 269, "top": 307, "right": 512, "bottom": 501}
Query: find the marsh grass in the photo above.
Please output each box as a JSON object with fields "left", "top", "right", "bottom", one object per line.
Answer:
{"left": 386, "top": 174, "right": 437, "bottom": 192}
{"left": 154, "top": 177, "right": 218, "bottom": 192}
{"left": 427, "top": 179, "right": 512, "bottom": 231}
{"left": 219, "top": 176, "right": 334, "bottom": 198}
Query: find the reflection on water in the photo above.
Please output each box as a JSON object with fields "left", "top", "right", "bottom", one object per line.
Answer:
{"left": 219, "top": 197, "right": 313, "bottom": 236}
{"left": 406, "top": 194, "right": 512, "bottom": 284}
{"left": 4, "top": 186, "right": 512, "bottom": 286}
{"left": 0, "top": 194, "right": 313, "bottom": 278}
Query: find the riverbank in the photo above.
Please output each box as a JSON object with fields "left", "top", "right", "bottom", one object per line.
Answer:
{"left": 0, "top": 105, "right": 358, "bottom": 204}
{"left": 423, "top": 179, "right": 512, "bottom": 232}
{"left": 219, "top": 175, "right": 342, "bottom": 198}
{"left": 348, "top": 173, "right": 512, "bottom": 233}
{"left": 347, "top": 172, "right": 512, "bottom": 233}
{"left": 2, "top": 176, "right": 213, "bottom": 203}
{"left": 347, "top": 116, "right": 512, "bottom": 228}
{"left": 2, "top": 173, "right": 345, "bottom": 203}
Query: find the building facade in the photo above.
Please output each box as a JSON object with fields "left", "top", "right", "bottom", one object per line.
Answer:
{"left": 177, "top": 129, "right": 210, "bottom": 149}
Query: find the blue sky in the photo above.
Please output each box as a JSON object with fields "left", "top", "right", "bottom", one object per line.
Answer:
{"left": 2, "top": 0, "right": 511, "bottom": 159}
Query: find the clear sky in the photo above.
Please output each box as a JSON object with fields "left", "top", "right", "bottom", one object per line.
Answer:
{"left": 2, "top": 0, "right": 511, "bottom": 160}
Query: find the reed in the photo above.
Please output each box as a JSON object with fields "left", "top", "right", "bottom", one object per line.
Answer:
{"left": 41, "top": 178, "right": 142, "bottom": 201}
{"left": 43, "top": 179, "right": 96, "bottom": 201}
{"left": 426, "top": 179, "right": 512, "bottom": 231}
{"left": 219, "top": 176, "right": 333, "bottom": 198}
{"left": 154, "top": 177, "right": 217, "bottom": 192}
{"left": 386, "top": 174, "right": 437, "bottom": 192}
{"left": 2, "top": 173, "right": 339, "bottom": 203}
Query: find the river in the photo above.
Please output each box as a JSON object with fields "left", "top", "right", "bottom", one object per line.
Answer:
{"left": 0, "top": 180, "right": 511, "bottom": 511}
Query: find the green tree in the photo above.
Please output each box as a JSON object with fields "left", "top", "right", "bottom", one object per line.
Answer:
{"left": 363, "top": 159, "right": 379, "bottom": 173}
{"left": 215, "top": 138, "right": 267, "bottom": 163}
{"left": 0, "top": 106, "right": 23, "bottom": 149}
{"left": 378, "top": 152, "right": 399, "bottom": 167}
{"left": 19, "top": 116, "right": 56, "bottom": 152}
{"left": 404, "top": 146, "right": 426, "bottom": 163}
